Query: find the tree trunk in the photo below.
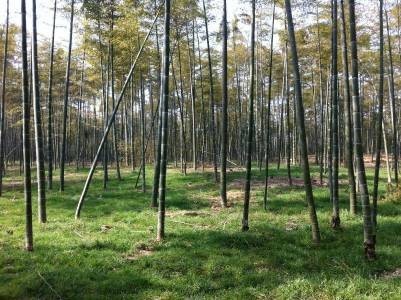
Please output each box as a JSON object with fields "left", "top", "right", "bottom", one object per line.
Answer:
{"left": 372, "top": 1, "right": 384, "bottom": 234}
{"left": 151, "top": 0, "right": 162, "bottom": 207}
{"left": 157, "top": 0, "right": 171, "bottom": 241}
{"left": 186, "top": 22, "right": 197, "bottom": 172}
{"left": 21, "top": 0, "right": 33, "bottom": 251}
{"left": 76, "top": 51, "right": 85, "bottom": 171}
{"left": 74, "top": 14, "right": 160, "bottom": 218}
{"left": 348, "top": 0, "right": 375, "bottom": 259}
{"left": 242, "top": 0, "right": 256, "bottom": 232}
{"left": 103, "top": 43, "right": 110, "bottom": 190}
{"left": 140, "top": 72, "right": 146, "bottom": 192}
{"left": 220, "top": 0, "right": 228, "bottom": 207}
{"left": 340, "top": 0, "right": 357, "bottom": 215}
{"left": 283, "top": 35, "right": 292, "bottom": 186}
{"left": 176, "top": 39, "right": 187, "bottom": 175}
{"left": 316, "top": 5, "right": 325, "bottom": 185}
{"left": 60, "top": 0, "right": 75, "bottom": 191}
{"left": 196, "top": 25, "right": 207, "bottom": 172}
{"left": 263, "top": 1, "right": 276, "bottom": 210}
{"left": 0, "top": 0, "right": 9, "bottom": 196}
{"left": 202, "top": 0, "right": 218, "bottom": 182}
{"left": 31, "top": 0, "right": 47, "bottom": 223}
{"left": 331, "top": 0, "right": 340, "bottom": 229}
{"left": 285, "top": 0, "right": 321, "bottom": 243}
{"left": 386, "top": 10, "right": 399, "bottom": 185}
{"left": 383, "top": 121, "right": 391, "bottom": 184}
{"left": 110, "top": 11, "right": 121, "bottom": 181}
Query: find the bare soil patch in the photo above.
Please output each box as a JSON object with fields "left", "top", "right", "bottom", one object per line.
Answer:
{"left": 188, "top": 162, "right": 246, "bottom": 174}
{"left": 228, "top": 177, "right": 326, "bottom": 189}
{"left": 166, "top": 210, "right": 210, "bottom": 217}
{"left": 380, "top": 268, "right": 401, "bottom": 279}
{"left": 209, "top": 190, "right": 258, "bottom": 211}
{"left": 3, "top": 172, "right": 87, "bottom": 190}
{"left": 100, "top": 225, "right": 112, "bottom": 233}
{"left": 208, "top": 177, "right": 326, "bottom": 211}
{"left": 210, "top": 198, "right": 225, "bottom": 211}
{"left": 124, "top": 243, "right": 155, "bottom": 261}
{"left": 285, "top": 219, "right": 299, "bottom": 231}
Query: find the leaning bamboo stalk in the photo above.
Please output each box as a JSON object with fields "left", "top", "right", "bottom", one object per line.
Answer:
{"left": 75, "top": 11, "right": 161, "bottom": 219}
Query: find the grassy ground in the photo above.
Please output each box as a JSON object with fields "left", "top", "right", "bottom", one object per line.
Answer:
{"left": 1, "top": 163, "right": 401, "bottom": 299}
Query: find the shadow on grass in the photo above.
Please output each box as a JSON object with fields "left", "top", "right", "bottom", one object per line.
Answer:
{"left": 46, "top": 169, "right": 214, "bottom": 219}
{"left": 3, "top": 218, "right": 399, "bottom": 299}
{"left": 2, "top": 165, "right": 401, "bottom": 299}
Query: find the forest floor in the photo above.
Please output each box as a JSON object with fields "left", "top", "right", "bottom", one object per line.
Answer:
{"left": 1, "top": 164, "right": 401, "bottom": 299}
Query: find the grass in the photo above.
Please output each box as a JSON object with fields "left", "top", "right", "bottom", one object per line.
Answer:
{"left": 1, "top": 163, "right": 401, "bottom": 299}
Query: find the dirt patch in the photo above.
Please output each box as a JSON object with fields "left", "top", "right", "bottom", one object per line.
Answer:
{"left": 228, "top": 177, "right": 326, "bottom": 189}
{"left": 125, "top": 250, "right": 153, "bottom": 261}
{"left": 191, "top": 164, "right": 246, "bottom": 174}
{"left": 100, "top": 225, "right": 112, "bottom": 233}
{"left": 169, "top": 219, "right": 211, "bottom": 229}
{"left": 3, "top": 174, "right": 87, "bottom": 190}
{"left": 124, "top": 243, "right": 155, "bottom": 261}
{"left": 380, "top": 268, "right": 401, "bottom": 279}
{"left": 383, "top": 187, "right": 401, "bottom": 203}
{"left": 209, "top": 190, "right": 261, "bottom": 211}
{"left": 229, "top": 179, "right": 264, "bottom": 189}
{"left": 166, "top": 210, "right": 210, "bottom": 217}
{"left": 285, "top": 220, "right": 299, "bottom": 231}
{"left": 2, "top": 179, "right": 37, "bottom": 190}
{"left": 227, "top": 190, "right": 244, "bottom": 201}
{"left": 363, "top": 155, "right": 390, "bottom": 168}
{"left": 210, "top": 191, "right": 242, "bottom": 209}
{"left": 208, "top": 177, "right": 326, "bottom": 211}
{"left": 210, "top": 198, "right": 224, "bottom": 211}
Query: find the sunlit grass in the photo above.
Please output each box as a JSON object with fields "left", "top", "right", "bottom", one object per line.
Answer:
{"left": 1, "top": 163, "right": 400, "bottom": 299}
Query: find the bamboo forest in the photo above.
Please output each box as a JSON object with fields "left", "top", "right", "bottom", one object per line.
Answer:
{"left": 1, "top": 0, "right": 401, "bottom": 298}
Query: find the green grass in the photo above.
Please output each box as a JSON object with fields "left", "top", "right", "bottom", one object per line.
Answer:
{"left": 1, "top": 163, "right": 401, "bottom": 299}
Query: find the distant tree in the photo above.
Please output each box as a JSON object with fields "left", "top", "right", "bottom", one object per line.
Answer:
{"left": 74, "top": 12, "right": 161, "bottom": 218}
{"left": 46, "top": 0, "right": 57, "bottom": 190}
{"left": 386, "top": 10, "right": 399, "bottom": 185}
{"left": 140, "top": 72, "right": 146, "bottom": 192}
{"left": 202, "top": 0, "right": 218, "bottom": 183}
{"left": 60, "top": 0, "right": 75, "bottom": 191}
{"left": 0, "top": 0, "right": 9, "bottom": 197}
